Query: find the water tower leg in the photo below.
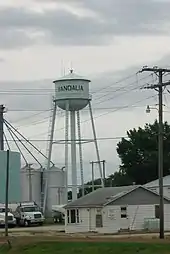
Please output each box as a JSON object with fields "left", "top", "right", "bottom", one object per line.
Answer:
{"left": 77, "top": 111, "right": 84, "bottom": 197}
{"left": 65, "top": 101, "right": 69, "bottom": 204}
{"left": 70, "top": 110, "right": 77, "bottom": 201}
{"left": 88, "top": 101, "right": 104, "bottom": 188}
{"left": 43, "top": 99, "right": 57, "bottom": 214}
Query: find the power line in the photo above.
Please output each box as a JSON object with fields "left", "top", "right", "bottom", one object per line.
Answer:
{"left": 53, "top": 94, "right": 157, "bottom": 134}
{"left": 0, "top": 73, "right": 150, "bottom": 100}
{"left": 5, "top": 121, "right": 28, "bottom": 165}
{"left": 30, "top": 93, "right": 158, "bottom": 139}
{"left": 28, "top": 75, "right": 157, "bottom": 138}
{"left": 5, "top": 73, "right": 157, "bottom": 140}
{"left": 0, "top": 73, "right": 136, "bottom": 95}
{"left": 4, "top": 73, "right": 153, "bottom": 130}
{"left": 3, "top": 136, "right": 128, "bottom": 142}
{"left": 6, "top": 110, "right": 51, "bottom": 126}
{"left": 4, "top": 119, "right": 54, "bottom": 167}
{"left": 3, "top": 131, "right": 10, "bottom": 150}
{"left": 93, "top": 73, "right": 153, "bottom": 104}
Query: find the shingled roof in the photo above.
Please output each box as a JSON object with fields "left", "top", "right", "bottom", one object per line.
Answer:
{"left": 65, "top": 185, "right": 170, "bottom": 209}
{"left": 65, "top": 185, "right": 139, "bottom": 208}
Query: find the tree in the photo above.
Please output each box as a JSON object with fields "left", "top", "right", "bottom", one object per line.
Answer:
{"left": 116, "top": 120, "right": 170, "bottom": 185}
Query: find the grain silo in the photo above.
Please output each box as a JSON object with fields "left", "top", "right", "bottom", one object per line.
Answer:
{"left": 20, "top": 165, "right": 42, "bottom": 207}
{"left": 45, "top": 166, "right": 66, "bottom": 212}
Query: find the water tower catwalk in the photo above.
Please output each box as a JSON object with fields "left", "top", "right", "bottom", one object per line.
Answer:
{"left": 46, "top": 70, "right": 104, "bottom": 203}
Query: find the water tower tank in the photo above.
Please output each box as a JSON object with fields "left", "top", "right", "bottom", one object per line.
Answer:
{"left": 53, "top": 70, "right": 91, "bottom": 111}
{"left": 20, "top": 165, "right": 41, "bottom": 207}
{"left": 45, "top": 166, "right": 66, "bottom": 212}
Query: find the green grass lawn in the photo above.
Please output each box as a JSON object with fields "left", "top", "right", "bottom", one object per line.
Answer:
{"left": 1, "top": 242, "right": 170, "bottom": 254}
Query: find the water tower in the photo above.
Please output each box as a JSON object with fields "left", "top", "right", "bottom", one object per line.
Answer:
{"left": 44, "top": 70, "right": 104, "bottom": 207}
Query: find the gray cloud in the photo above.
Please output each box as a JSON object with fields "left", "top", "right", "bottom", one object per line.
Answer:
{"left": 0, "top": 0, "right": 169, "bottom": 48}
{"left": 0, "top": 57, "right": 5, "bottom": 62}
{"left": 35, "top": 0, "right": 170, "bottom": 34}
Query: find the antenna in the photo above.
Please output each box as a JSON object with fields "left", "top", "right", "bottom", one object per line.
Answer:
{"left": 61, "top": 60, "right": 65, "bottom": 76}
{"left": 70, "top": 61, "right": 73, "bottom": 73}
{"left": 61, "top": 60, "right": 64, "bottom": 76}
{"left": 63, "top": 65, "right": 65, "bottom": 76}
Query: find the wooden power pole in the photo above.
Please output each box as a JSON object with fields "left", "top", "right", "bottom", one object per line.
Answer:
{"left": 140, "top": 66, "right": 170, "bottom": 239}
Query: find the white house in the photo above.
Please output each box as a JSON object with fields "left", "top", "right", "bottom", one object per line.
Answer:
{"left": 64, "top": 185, "right": 170, "bottom": 234}
{"left": 145, "top": 175, "right": 170, "bottom": 199}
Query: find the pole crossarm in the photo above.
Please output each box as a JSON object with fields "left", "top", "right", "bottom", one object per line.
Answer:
{"left": 140, "top": 66, "right": 170, "bottom": 74}
{"left": 142, "top": 80, "right": 170, "bottom": 90}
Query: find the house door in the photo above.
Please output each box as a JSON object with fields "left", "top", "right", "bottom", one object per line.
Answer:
{"left": 120, "top": 218, "right": 129, "bottom": 230}
{"left": 89, "top": 208, "right": 96, "bottom": 232}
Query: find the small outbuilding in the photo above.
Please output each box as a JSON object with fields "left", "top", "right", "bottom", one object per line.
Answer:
{"left": 64, "top": 185, "right": 170, "bottom": 234}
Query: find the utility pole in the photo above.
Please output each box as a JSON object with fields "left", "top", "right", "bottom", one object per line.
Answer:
{"left": 140, "top": 66, "right": 170, "bottom": 239}
{"left": 28, "top": 164, "right": 33, "bottom": 202}
{"left": 0, "top": 105, "right": 5, "bottom": 150}
{"left": 90, "top": 160, "right": 106, "bottom": 190}
{"left": 5, "top": 150, "right": 9, "bottom": 237}
{"left": 102, "top": 160, "right": 106, "bottom": 187}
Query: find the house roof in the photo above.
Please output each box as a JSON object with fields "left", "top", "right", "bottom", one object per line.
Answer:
{"left": 65, "top": 185, "right": 170, "bottom": 209}
{"left": 65, "top": 185, "right": 138, "bottom": 208}
{"left": 145, "top": 175, "right": 170, "bottom": 188}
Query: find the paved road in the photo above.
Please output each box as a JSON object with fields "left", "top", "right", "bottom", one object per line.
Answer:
{"left": 0, "top": 224, "right": 65, "bottom": 233}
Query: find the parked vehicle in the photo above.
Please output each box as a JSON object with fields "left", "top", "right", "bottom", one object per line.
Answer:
{"left": 13, "top": 201, "right": 44, "bottom": 227}
{"left": 52, "top": 205, "right": 65, "bottom": 224}
{"left": 0, "top": 205, "right": 16, "bottom": 227}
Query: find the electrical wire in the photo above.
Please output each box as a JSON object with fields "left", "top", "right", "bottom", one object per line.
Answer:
{"left": 9, "top": 92, "right": 158, "bottom": 141}
{"left": 2, "top": 136, "right": 128, "bottom": 142}
{"left": 3, "top": 131, "right": 10, "bottom": 150}
{"left": 4, "top": 119, "right": 54, "bottom": 166}
{"left": 29, "top": 76, "right": 155, "bottom": 138}
{"left": 2, "top": 73, "right": 154, "bottom": 132}
{"left": 5, "top": 122, "right": 28, "bottom": 165}
{"left": 4, "top": 72, "right": 159, "bottom": 141}
{"left": 0, "top": 73, "right": 149, "bottom": 102}
{"left": 0, "top": 73, "right": 136, "bottom": 96}
{"left": 93, "top": 73, "right": 153, "bottom": 104}
{"left": 5, "top": 121, "right": 42, "bottom": 167}
{"left": 42, "top": 94, "right": 158, "bottom": 136}
{"left": 15, "top": 110, "right": 64, "bottom": 129}
{"left": 9, "top": 110, "right": 51, "bottom": 125}
{"left": 15, "top": 115, "right": 52, "bottom": 129}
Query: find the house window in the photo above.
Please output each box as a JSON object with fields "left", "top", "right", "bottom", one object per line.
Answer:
{"left": 121, "top": 206, "right": 127, "bottom": 218}
{"left": 96, "top": 214, "right": 103, "bottom": 228}
{"left": 67, "top": 209, "right": 80, "bottom": 224}
{"left": 76, "top": 209, "right": 79, "bottom": 223}
{"left": 155, "top": 205, "right": 160, "bottom": 219}
{"left": 71, "top": 209, "right": 76, "bottom": 223}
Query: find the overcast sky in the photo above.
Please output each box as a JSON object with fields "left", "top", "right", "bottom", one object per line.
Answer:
{"left": 1, "top": 0, "right": 170, "bottom": 183}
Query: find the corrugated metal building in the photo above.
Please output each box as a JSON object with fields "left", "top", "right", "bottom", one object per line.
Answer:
{"left": 64, "top": 185, "right": 170, "bottom": 234}
{"left": 0, "top": 151, "right": 21, "bottom": 203}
